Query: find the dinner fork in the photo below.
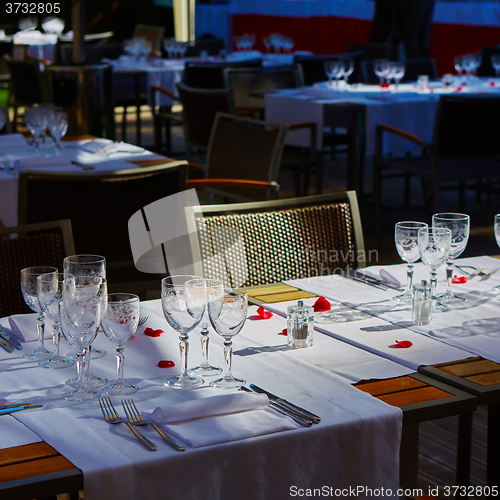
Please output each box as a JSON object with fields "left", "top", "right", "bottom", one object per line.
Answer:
{"left": 121, "top": 399, "right": 185, "bottom": 452}
{"left": 98, "top": 397, "right": 157, "bottom": 451}
{"left": 138, "top": 316, "right": 148, "bottom": 327}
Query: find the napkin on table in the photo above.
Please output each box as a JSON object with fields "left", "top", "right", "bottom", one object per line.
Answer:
{"left": 13, "top": 156, "right": 69, "bottom": 170}
{"left": 8, "top": 314, "right": 39, "bottom": 343}
{"left": 78, "top": 139, "right": 144, "bottom": 155}
{"left": 143, "top": 392, "right": 298, "bottom": 448}
{"left": 361, "top": 269, "right": 403, "bottom": 289}
{"left": 0, "top": 134, "right": 28, "bottom": 148}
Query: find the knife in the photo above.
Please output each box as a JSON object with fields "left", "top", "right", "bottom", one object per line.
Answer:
{"left": 343, "top": 273, "right": 387, "bottom": 291}
{"left": 240, "top": 387, "right": 312, "bottom": 426}
{"left": 0, "top": 331, "right": 23, "bottom": 350}
{"left": 249, "top": 385, "right": 321, "bottom": 423}
{"left": 0, "top": 337, "right": 13, "bottom": 353}
{"left": 0, "top": 405, "right": 43, "bottom": 415}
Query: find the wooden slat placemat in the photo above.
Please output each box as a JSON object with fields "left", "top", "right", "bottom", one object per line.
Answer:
{"left": 433, "top": 357, "right": 500, "bottom": 387}
{"left": 60, "top": 135, "right": 96, "bottom": 142}
{"left": 245, "top": 284, "right": 316, "bottom": 304}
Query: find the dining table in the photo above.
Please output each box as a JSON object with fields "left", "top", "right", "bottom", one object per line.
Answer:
{"left": 2, "top": 254, "right": 499, "bottom": 498}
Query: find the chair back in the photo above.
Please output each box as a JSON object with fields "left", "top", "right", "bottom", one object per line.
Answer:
{"left": 204, "top": 112, "right": 287, "bottom": 201}
{"left": 294, "top": 51, "right": 363, "bottom": 86}
{"left": 133, "top": 24, "right": 165, "bottom": 52}
{"left": 224, "top": 65, "right": 302, "bottom": 109}
{"left": 184, "top": 38, "right": 226, "bottom": 58}
{"left": 185, "top": 192, "right": 365, "bottom": 287}
{"left": 3, "top": 55, "right": 44, "bottom": 105}
{"left": 183, "top": 58, "right": 262, "bottom": 89}
{"left": 433, "top": 95, "right": 500, "bottom": 160}
{"left": 17, "top": 162, "right": 187, "bottom": 290}
{"left": 59, "top": 42, "right": 124, "bottom": 65}
{"left": 0, "top": 220, "right": 75, "bottom": 316}
{"left": 176, "top": 83, "right": 235, "bottom": 151}
{"left": 477, "top": 45, "right": 500, "bottom": 77}
{"left": 348, "top": 42, "right": 391, "bottom": 61}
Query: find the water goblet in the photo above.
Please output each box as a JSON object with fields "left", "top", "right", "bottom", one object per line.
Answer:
{"left": 21, "top": 266, "right": 58, "bottom": 360}
{"left": 189, "top": 279, "right": 223, "bottom": 377}
{"left": 417, "top": 227, "right": 452, "bottom": 304}
{"left": 374, "top": 59, "right": 390, "bottom": 86}
{"left": 47, "top": 109, "right": 68, "bottom": 154}
{"left": 492, "top": 54, "right": 500, "bottom": 77}
{"left": 209, "top": 289, "right": 248, "bottom": 390}
{"left": 341, "top": 57, "right": 354, "bottom": 85}
{"left": 394, "top": 221, "right": 428, "bottom": 302}
{"left": 161, "top": 275, "right": 206, "bottom": 389}
{"left": 37, "top": 272, "right": 74, "bottom": 369}
{"left": 432, "top": 213, "right": 470, "bottom": 302}
{"left": 392, "top": 62, "right": 405, "bottom": 90}
{"left": 101, "top": 294, "right": 140, "bottom": 395}
{"left": 454, "top": 56, "right": 464, "bottom": 76}
{"left": 24, "top": 105, "right": 46, "bottom": 153}
{"left": 324, "top": 60, "right": 340, "bottom": 90}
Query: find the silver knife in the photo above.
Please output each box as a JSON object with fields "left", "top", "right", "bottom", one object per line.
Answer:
{"left": 249, "top": 385, "right": 321, "bottom": 423}
{"left": 0, "top": 331, "right": 23, "bottom": 350}
{"left": 0, "top": 405, "right": 43, "bottom": 415}
{"left": 0, "top": 337, "right": 13, "bottom": 353}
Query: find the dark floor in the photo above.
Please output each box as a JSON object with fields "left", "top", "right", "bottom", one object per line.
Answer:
{"left": 119, "top": 107, "right": 492, "bottom": 498}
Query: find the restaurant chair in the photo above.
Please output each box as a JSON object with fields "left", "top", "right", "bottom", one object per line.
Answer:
{"left": 0, "top": 220, "right": 75, "bottom": 317}
{"left": 477, "top": 45, "right": 500, "bottom": 77}
{"left": 186, "top": 112, "right": 286, "bottom": 202}
{"left": 133, "top": 24, "right": 165, "bottom": 54}
{"left": 374, "top": 94, "right": 500, "bottom": 237}
{"left": 184, "top": 38, "right": 226, "bottom": 58}
{"left": 184, "top": 191, "right": 365, "bottom": 288}
{"left": 17, "top": 161, "right": 188, "bottom": 297}
{"left": 348, "top": 41, "right": 391, "bottom": 61}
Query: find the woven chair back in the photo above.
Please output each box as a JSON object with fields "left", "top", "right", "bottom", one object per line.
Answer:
{"left": 4, "top": 56, "right": 44, "bottom": 105}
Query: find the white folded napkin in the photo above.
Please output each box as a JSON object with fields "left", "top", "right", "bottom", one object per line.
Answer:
{"left": 13, "top": 156, "right": 69, "bottom": 170}
{"left": 143, "top": 392, "right": 298, "bottom": 448}
{"left": 361, "top": 269, "right": 402, "bottom": 289}
{"left": 8, "top": 314, "right": 39, "bottom": 343}
{"left": 0, "top": 134, "right": 28, "bottom": 148}
{"left": 0, "top": 398, "right": 6, "bottom": 407}
{"left": 78, "top": 139, "right": 144, "bottom": 156}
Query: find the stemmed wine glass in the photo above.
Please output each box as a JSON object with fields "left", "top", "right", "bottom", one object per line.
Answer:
{"left": 341, "top": 58, "right": 354, "bottom": 85}
{"left": 101, "top": 293, "right": 140, "bottom": 395}
{"left": 324, "top": 60, "right": 340, "bottom": 90}
{"left": 37, "top": 272, "right": 74, "bottom": 369}
{"left": 392, "top": 62, "right": 405, "bottom": 90}
{"left": 432, "top": 213, "right": 470, "bottom": 302}
{"left": 491, "top": 54, "right": 500, "bottom": 78}
{"left": 493, "top": 215, "right": 500, "bottom": 291}
{"left": 189, "top": 279, "right": 223, "bottom": 377}
{"left": 21, "top": 266, "right": 58, "bottom": 360}
{"left": 209, "top": 288, "right": 248, "bottom": 389}
{"left": 24, "top": 106, "right": 46, "bottom": 153}
{"left": 374, "top": 59, "right": 390, "bottom": 86}
{"left": 47, "top": 109, "right": 68, "bottom": 154}
{"left": 161, "top": 276, "right": 206, "bottom": 389}
{"left": 417, "top": 227, "right": 452, "bottom": 304}
{"left": 60, "top": 277, "right": 101, "bottom": 401}
{"left": 394, "top": 222, "right": 428, "bottom": 302}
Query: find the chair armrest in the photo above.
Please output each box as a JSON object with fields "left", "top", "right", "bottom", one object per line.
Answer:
{"left": 187, "top": 179, "right": 279, "bottom": 190}
{"left": 375, "top": 124, "right": 431, "bottom": 160}
{"left": 150, "top": 85, "right": 180, "bottom": 102}
{"left": 235, "top": 106, "right": 262, "bottom": 118}
{"left": 187, "top": 162, "right": 202, "bottom": 170}
{"left": 25, "top": 54, "right": 51, "bottom": 66}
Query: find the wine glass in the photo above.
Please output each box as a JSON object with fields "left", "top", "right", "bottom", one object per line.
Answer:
{"left": 37, "top": 272, "right": 74, "bottom": 369}
{"left": 392, "top": 62, "right": 405, "bottom": 90}
{"left": 21, "top": 266, "right": 58, "bottom": 360}
{"left": 101, "top": 294, "right": 140, "bottom": 395}
{"left": 209, "top": 288, "right": 248, "bottom": 390}
{"left": 161, "top": 276, "right": 206, "bottom": 389}
{"left": 59, "top": 280, "right": 101, "bottom": 401}
{"left": 394, "top": 222, "right": 428, "bottom": 302}
{"left": 324, "top": 60, "right": 340, "bottom": 89}
{"left": 374, "top": 59, "right": 390, "bottom": 85}
{"left": 432, "top": 213, "right": 470, "bottom": 302}
{"left": 189, "top": 279, "right": 223, "bottom": 377}
{"left": 47, "top": 109, "right": 68, "bottom": 154}
{"left": 491, "top": 54, "right": 500, "bottom": 77}
{"left": 454, "top": 56, "right": 464, "bottom": 76}
{"left": 63, "top": 255, "right": 106, "bottom": 360}
{"left": 341, "top": 57, "right": 354, "bottom": 85}
{"left": 417, "top": 227, "right": 452, "bottom": 303}
{"left": 24, "top": 106, "right": 46, "bottom": 153}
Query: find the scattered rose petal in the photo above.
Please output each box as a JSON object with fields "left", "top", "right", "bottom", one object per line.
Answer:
{"left": 390, "top": 340, "right": 413, "bottom": 349}
{"left": 381, "top": 82, "right": 389, "bottom": 88}
{"left": 452, "top": 275, "right": 467, "bottom": 284}
{"left": 257, "top": 306, "right": 273, "bottom": 319}
{"left": 456, "top": 87, "right": 462, "bottom": 92}
{"left": 491, "top": 82, "right": 496, "bottom": 86}
{"left": 158, "top": 360, "right": 175, "bottom": 368}
{"left": 313, "top": 296, "right": 331, "bottom": 312}
{"left": 145, "top": 327, "right": 164, "bottom": 337}
{"left": 279, "top": 328, "right": 287, "bottom": 336}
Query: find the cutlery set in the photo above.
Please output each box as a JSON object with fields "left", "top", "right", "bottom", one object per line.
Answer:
{"left": 0, "top": 404, "right": 43, "bottom": 415}
{"left": 344, "top": 271, "right": 404, "bottom": 292}
{"left": 454, "top": 265, "right": 499, "bottom": 281}
{"left": 0, "top": 330, "right": 23, "bottom": 353}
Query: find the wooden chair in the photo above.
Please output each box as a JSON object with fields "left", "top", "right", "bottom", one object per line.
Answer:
{"left": 0, "top": 220, "right": 75, "bottom": 317}
{"left": 17, "top": 162, "right": 188, "bottom": 296}
{"left": 133, "top": 24, "right": 165, "bottom": 54}
{"left": 184, "top": 191, "right": 365, "bottom": 288}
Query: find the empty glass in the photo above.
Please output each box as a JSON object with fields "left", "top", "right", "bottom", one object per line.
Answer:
{"left": 394, "top": 222, "right": 428, "bottom": 302}
{"left": 21, "top": 266, "right": 58, "bottom": 360}
{"left": 189, "top": 279, "right": 223, "bottom": 377}
{"left": 101, "top": 294, "right": 140, "bottom": 395}
{"left": 209, "top": 289, "right": 248, "bottom": 390}
{"left": 37, "top": 272, "right": 74, "bottom": 369}
{"left": 324, "top": 60, "right": 340, "bottom": 89}
{"left": 432, "top": 213, "right": 470, "bottom": 302}
{"left": 24, "top": 105, "right": 46, "bottom": 153}
{"left": 417, "top": 227, "right": 452, "bottom": 303}
{"left": 492, "top": 54, "right": 500, "bottom": 77}
{"left": 374, "top": 59, "right": 390, "bottom": 85}
{"left": 392, "top": 62, "right": 405, "bottom": 90}
{"left": 161, "top": 276, "right": 206, "bottom": 389}
{"left": 341, "top": 58, "right": 354, "bottom": 85}
{"left": 47, "top": 109, "right": 68, "bottom": 154}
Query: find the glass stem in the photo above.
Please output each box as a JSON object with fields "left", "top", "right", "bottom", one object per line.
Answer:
{"left": 430, "top": 270, "right": 438, "bottom": 300}
{"left": 116, "top": 345, "right": 125, "bottom": 385}
{"left": 200, "top": 325, "right": 210, "bottom": 369}
{"left": 405, "top": 263, "right": 414, "bottom": 298}
{"left": 83, "top": 347, "right": 91, "bottom": 384}
{"left": 77, "top": 350, "right": 86, "bottom": 391}
{"left": 179, "top": 333, "right": 188, "bottom": 378}
{"left": 446, "top": 259, "right": 454, "bottom": 295}
{"left": 37, "top": 312, "right": 45, "bottom": 349}
{"left": 53, "top": 321, "right": 60, "bottom": 357}
{"left": 223, "top": 339, "right": 233, "bottom": 381}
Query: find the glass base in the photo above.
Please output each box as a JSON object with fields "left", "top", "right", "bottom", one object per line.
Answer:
{"left": 39, "top": 356, "right": 74, "bottom": 369}
{"left": 189, "top": 364, "right": 222, "bottom": 376}
{"left": 102, "top": 382, "right": 139, "bottom": 395}
{"left": 24, "top": 346, "right": 51, "bottom": 361}
{"left": 165, "top": 374, "right": 204, "bottom": 389}
{"left": 392, "top": 293, "right": 413, "bottom": 303}
{"left": 66, "top": 374, "right": 108, "bottom": 389}
{"left": 210, "top": 376, "right": 246, "bottom": 390}
{"left": 63, "top": 388, "right": 100, "bottom": 402}
{"left": 437, "top": 291, "right": 466, "bottom": 303}
{"left": 67, "top": 347, "right": 106, "bottom": 360}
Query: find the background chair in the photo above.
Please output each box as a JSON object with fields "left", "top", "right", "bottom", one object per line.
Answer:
{"left": 0, "top": 220, "right": 75, "bottom": 317}
{"left": 348, "top": 42, "right": 392, "bottom": 61}
{"left": 184, "top": 38, "right": 226, "bottom": 58}
{"left": 374, "top": 95, "right": 500, "bottom": 236}
{"left": 185, "top": 191, "right": 365, "bottom": 288}
{"left": 133, "top": 24, "right": 165, "bottom": 54}
{"left": 17, "top": 162, "right": 188, "bottom": 296}
{"left": 477, "top": 45, "right": 500, "bottom": 77}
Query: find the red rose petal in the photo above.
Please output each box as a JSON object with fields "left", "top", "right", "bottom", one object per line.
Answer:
{"left": 257, "top": 306, "right": 273, "bottom": 319}
{"left": 144, "top": 328, "right": 164, "bottom": 337}
{"left": 158, "top": 360, "right": 175, "bottom": 368}
{"left": 491, "top": 82, "right": 496, "bottom": 86}
{"left": 452, "top": 275, "right": 467, "bottom": 284}
{"left": 381, "top": 82, "right": 389, "bottom": 88}
{"left": 313, "top": 296, "right": 331, "bottom": 312}
{"left": 456, "top": 87, "right": 462, "bottom": 92}
{"left": 279, "top": 328, "right": 287, "bottom": 336}
{"left": 390, "top": 340, "right": 413, "bottom": 349}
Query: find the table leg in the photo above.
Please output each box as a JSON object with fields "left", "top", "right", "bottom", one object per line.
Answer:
{"left": 400, "top": 423, "right": 419, "bottom": 490}
{"left": 456, "top": 412, "right": 472, "bottom": 487}
{"left": 487, "top": 403, "right": 500, "bottom": 487}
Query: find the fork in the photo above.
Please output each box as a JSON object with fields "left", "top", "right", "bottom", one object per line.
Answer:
{"left": 138, "top": 316, "right": 148, "bottom": 326}
{"left": 98, "top": 397, "right": 157, "bottom": 451}
{"left": 121, "top": 399, "right": 185, "bottom": 452}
